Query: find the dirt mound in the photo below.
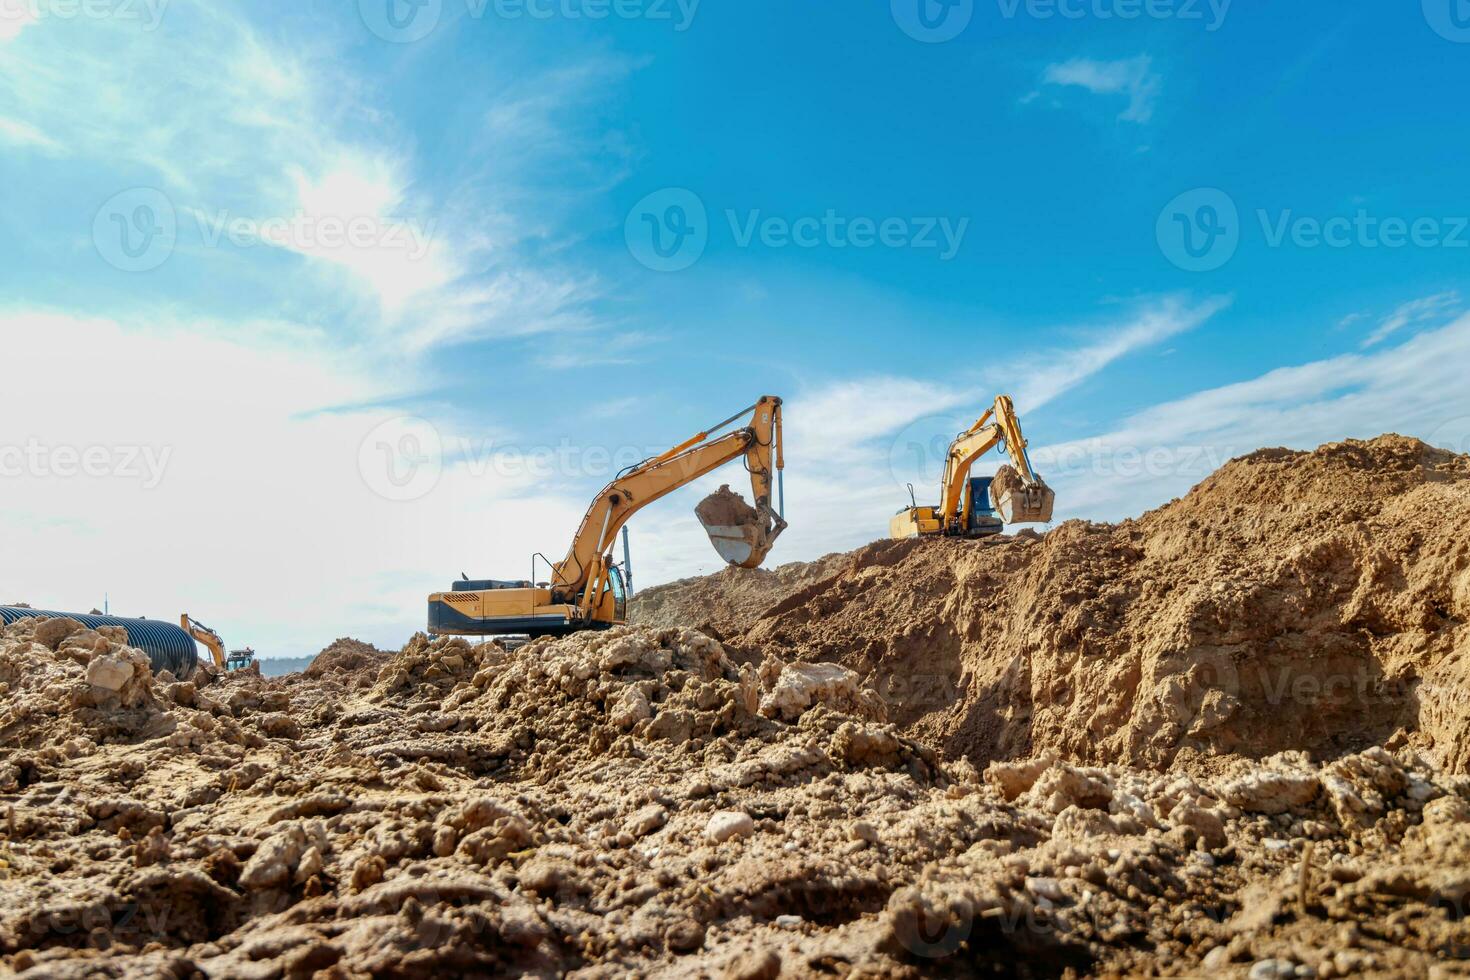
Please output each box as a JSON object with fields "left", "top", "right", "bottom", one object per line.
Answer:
{"left": 304, "top": 637, "right": 391, "bottom": 680}
{"left": 632, "top": 551, "right": 849, "bottom": 635}
{"left": 4, "top": 623, "right": 1469, "bottom": 977}
{"left": 638, "top": 436, "right": 1470, "bottom": 774}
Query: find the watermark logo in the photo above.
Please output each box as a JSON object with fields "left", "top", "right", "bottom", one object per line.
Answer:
{"left": 995, "top": 0, "right": 1230, "bottom": 30}
{"left": 886, "top": 414, "right": 970, "bottom": 500}
{"left": 1429, "top": 416, "right": 1470, "bottom": 455}
{"left": 625, "top": 188, "right": 709, "bottom": 273}
{"left": 359, "top": 417, "right": 444, "bottom": 502}
{"left": 0, "top": 440, "right": 173, "bottom": 489}
{"left": 1157, "top": 188, "right": 1239, "bottom": 272}
{"left": 1423, "top": 0, "right": 1470, "bottom": 42}
{"left": 892, "top": 0, "right": 973, "bottom": 42}
{"left": 93, "top": 188, "right": 176, "bottom": 273}
{"left": 0, "top": 0, "right": 170, "bottom": 31}
{"left": 359, "top": 0, "right": 442, "bottom": 42}
{"left": 626, "top": 189, "right": 969, "bottom": 272}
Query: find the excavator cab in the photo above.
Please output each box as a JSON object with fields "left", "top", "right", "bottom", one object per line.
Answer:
{"left": 607, "top": 563, "right": 628, "bottom": 622}
{"left": 964, "top": 477, "right": 1005, "bottom": 537}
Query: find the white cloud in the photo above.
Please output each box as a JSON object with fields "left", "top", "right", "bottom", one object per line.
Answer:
{"left": 0, "top": 1, "right": 37, "bottom": 41}
{"left": 1034, "top": 310, "right": 1470, "bottom": 520}
{"left": 1361, "top": 290, "right": 1460, "bottom": 348}
{"left": 1042, "top": 55, "right": 1161, "bottom": 123}
{"left": 0, "top": 115, "right": 62, "bottom": 153}
{"left": 1007, "top": 294, "right": 1231, "bottom": 410}
{"left": 0, "top": 308, "right": 593, "bottom": 659}
{"left": 0, "top": 2, "right": 610, "bottom": 353}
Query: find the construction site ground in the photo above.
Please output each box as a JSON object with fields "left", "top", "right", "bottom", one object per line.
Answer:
{"left": 2, "top": 435, "right": 1469, "bottom": 978}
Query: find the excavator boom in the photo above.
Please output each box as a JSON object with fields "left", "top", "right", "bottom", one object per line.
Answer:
{"left": 429, "top": 396, "right": 787, "bottom": 637}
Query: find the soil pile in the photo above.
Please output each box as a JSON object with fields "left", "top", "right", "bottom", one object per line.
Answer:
{"left": 3, "top": 619, "right": 1469, "bottom": 977}
{"left": 304, "top": 638, "right": 392, "bottom": 681}
{"left": 635, "top": 436, "right": 1470, "bottom": 774}
{"left": 633, "top": 552, "right": 849, "bottom": 636}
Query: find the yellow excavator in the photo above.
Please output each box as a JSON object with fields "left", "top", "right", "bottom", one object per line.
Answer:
{"left": 428, "top": 395, "right": 787, "bottom": 638}
{"left": 891, "top": 394, "right": 1055, "bottom": 539}
{"left": 180, "top": 614, "right": 256, "bottom": 671}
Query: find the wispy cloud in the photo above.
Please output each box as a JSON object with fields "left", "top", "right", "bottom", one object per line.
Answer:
{"left": 1007, "top": 294, "right": 1231, "bottom": 409}
{"left": 1037, "top": 307, "right": 1470, "bottom": 519}
{"left": 1042, "top": 55, "right": 1161, "bottom": 123}
{"left": 0, "top": 1, "right": 623, "bottom": 357}
{"left": 1361, "top": 290, "right": 1461, "bottom": 348}
{"left": 0, "top": 115, "right": 62, "bottom": 153}
{"left": 0, "top": 3, "right": 37, "bottom": 41}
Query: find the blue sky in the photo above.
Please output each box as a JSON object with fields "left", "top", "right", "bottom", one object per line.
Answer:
{"left": 3, "top": 0, "right": 1470, "bottom": 657}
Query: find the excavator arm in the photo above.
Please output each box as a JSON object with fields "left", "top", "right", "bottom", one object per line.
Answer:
{"left": 429, "top": 395, "right": 788, "bottom": 638}
{"left": 180, "top": 613, "right": 226, "bottom": 670}
{"left": 552, "top": 396, "right": 785, "bottom": 616}
{"left": 937, "top": 394, "right": 1053, "bottom": 529}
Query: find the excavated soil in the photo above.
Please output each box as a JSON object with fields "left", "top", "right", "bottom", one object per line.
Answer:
{"left": 1, "top": 434, "right": 1468, "bottom": 978}
{"left": 636, "top": 435, "right": 1470, "bottom": 776}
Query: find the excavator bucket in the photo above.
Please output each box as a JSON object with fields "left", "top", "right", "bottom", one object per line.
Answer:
{"left": 696, "top": 485, "right": 783, "bottom": 569}
{"left": 990, "top": 464, "right": 1056, "bottom": 524}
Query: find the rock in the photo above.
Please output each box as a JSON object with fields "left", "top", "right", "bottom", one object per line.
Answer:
{"left": 86, "top": 654, "right": 136, "bottom": 692}
{"left": 851, "top": 820, "right": 879, "bottom": 844}
{"left": 1249, "top": 959, "right": 1298, "bottom": 980}
{"left": 723, "top": 949, "right": 781, "bottom": 980}
{"left": 1219, "top": 770, "right": 1321, "bottom": 814}
{"left": 239, "top": 824, "right": 307, "bottom": 890}
{"left": 666, "top": 917, "right": 706, "bottom": 953}
{"left": 1026, "top": 765, "right": 1113, "bottom": 813}
{"left": 34, "top": 617, "right": 85, "bottom": 651}
{"left": 985, "top": 753, "right": 1057, "bottom": 801}
{"left": 259, "top": 712, "right": 302, "bottom": 739}
{"left": 624, "top": 803, "right": 669, "bottom": 839}
{"left": 759, "top": 661, "right": 882, "bottom": 721}
{"left": 706, "top": 811, "right": 755, "bottom": 843}
{"left": 1170, "top": 801, "right": 1228, "bottom": 850}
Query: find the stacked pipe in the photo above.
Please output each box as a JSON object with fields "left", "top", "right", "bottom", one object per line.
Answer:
{"left": 0, "top": 607, "right": 199, "bottom": 677}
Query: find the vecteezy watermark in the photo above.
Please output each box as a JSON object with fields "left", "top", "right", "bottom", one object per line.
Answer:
{"left": 0, "top": 0, "right": 170, "bottom": 30}
{"left": 995, "top": 0, "right": 1230, "bottom": 29}
{"left": 1159, "top": 188, "right": 1470, "bottom": 272}
{"left": 892, "top": 0, "right": 1229, "bottom": 42}
{"left": 92, "top": 187, "right": 437, "bottom": 273}
{"left": 625, "top": 189, "right": 969, "bottom": 272}
{"left": 891, "top": 0, "right": 974, "bottom": 42}
{"left": 886, "top": 414, "right": 1240, "bottom": 501}
{"left": 357, "top": 0, "right": 698, "bottom": 42}
{"left": 194, "top": 209, "right": 435, "bottom": 261}
{"left": 1156, "top": 188, "right": 1240, "bottom": 273}
{"left": 358, "top": 416, "right": 749, "bottom": 501}
{"left": 93, "top": 188, "right": 177, "bottom": 273}
{"left": 0, "top": 440, "right": 173, "bottom": 489}
{"left": 1423, "top": 0, "right": 1470, "bottom": 42}
{"left": 1428, "top": 416, "right": 1470, "bottom": 455}
{"left": 359, "top": 417, "right": 444, "bottom": 502}
{"left": 625, "top": 188, "right": 709, "bottom": 273}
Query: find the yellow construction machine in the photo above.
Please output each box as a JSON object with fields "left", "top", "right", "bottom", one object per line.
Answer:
{"left": 428, "top": 395, "right": 787, "bottom": 639}
{"left": 180, "top": 614, "right": 256, "bottom": 671}
{"left": 891, "top": 394, "right": 1055, "bottom": 539}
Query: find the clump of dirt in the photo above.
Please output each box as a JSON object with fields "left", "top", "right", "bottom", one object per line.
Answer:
{"left": 2, "top": 621, "right": 1468, "bottom": 977}
{"left": 695, "top": 484, "right": 762, "bottom": 528}
{"left": 636, "top": 435, "right": 1470, "bottom": 774}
